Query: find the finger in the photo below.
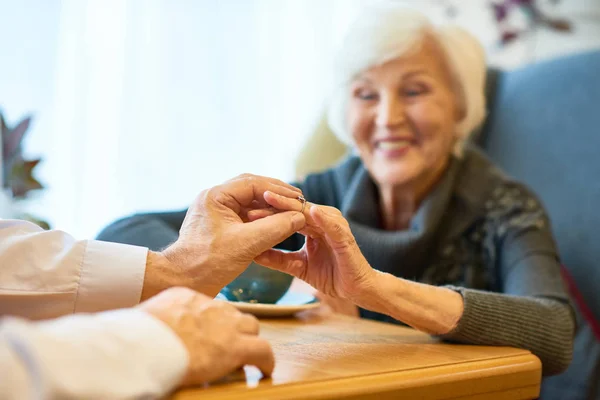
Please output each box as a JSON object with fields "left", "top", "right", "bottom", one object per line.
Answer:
{"left": 237, "top": 337, "right": 275, "bottom": 378}
{"left": 264, "top": 190, "right": 307, "bottom": 213}
{"left": 243, "top": 200, "right": 279, "bottom": 216}
{"left": 235, "top": 211, "right": 306, "bottom": 255}
{"left": 197, "top": 299, "right": 240, "bottom": 318}
{"left": 264, "top": 192, "right": 340, "bottom": 240}
{"left": 238, "top": 192, "right": 270, "bottom": 210}
{"left": 229, "top": 174, "right": 302, "bottom": 195}
{"left": 254, "top": 248, "right": 305, "bottom": 276}
{"left": 212, "top": 368, "right": 247, "bottom": 384}
{"left": 246, "top": 208, "right": 276, "bottom": 222}
{"left": 214, "top": 180, "right": 303, "bottom": 214}
{"left": 258, "top": 183, "right": 302, "bottom": 203}
{"left": 249, "top": 200, "right": 262, "bottom": 210}
{"left": 236, "top": 313, "right": 260, "bottom": 335}
{"left": 247, "top": 208, "right": 320, "bottom": 237}
{"left": 237, "top": 178, "right": 302, "bottom": 205}
{"left": 310, "top": 206, "right": 356, "bottom": 249}
{"left": 247, "top": 210, "right": 319, "bottom": 228}
{"left": 298, "top": 226, "right": 323, "bottom": 238}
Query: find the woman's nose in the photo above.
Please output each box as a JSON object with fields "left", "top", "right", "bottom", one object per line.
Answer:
{"left": 375, "top": 94, "right": 405, "bottom": 128}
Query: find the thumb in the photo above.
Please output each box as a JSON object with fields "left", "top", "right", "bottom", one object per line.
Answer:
{"left": 310, "top": 206, "right": 353, "bottom": 247}
{"left": 235, "top": 211, "right": 305, "bottom": 255}
{"left": 254, "top": 249, "right": 304, "bottom": 276}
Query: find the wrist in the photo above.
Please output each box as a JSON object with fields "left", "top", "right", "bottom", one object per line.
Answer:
{"left": 351, "top": 270, "right": 394, "bottom": 311}
{"left": 354, "top": 272, "right": 465, "bottom": 335}
{"left": 160, "top": 244, "right": 220, "bottom": 297}
{"left": 141, "top": 250, "right": 181, "bottom": 300}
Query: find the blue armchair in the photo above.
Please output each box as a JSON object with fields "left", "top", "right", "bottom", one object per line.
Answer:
{"left": 481, "top": 49, "right": 600, "bottom": 399}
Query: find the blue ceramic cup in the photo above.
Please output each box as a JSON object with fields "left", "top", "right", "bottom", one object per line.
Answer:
{"left": 220, "top": 261, "right": 294, "bottom": 304}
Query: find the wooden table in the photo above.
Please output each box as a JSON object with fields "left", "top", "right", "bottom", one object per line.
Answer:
{"left": 173, "top": 311, "right": 541, "bottom": 400}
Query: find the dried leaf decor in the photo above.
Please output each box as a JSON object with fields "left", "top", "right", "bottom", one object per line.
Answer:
{"left": 0, "top": 111, "right": 44, "bottom": 199}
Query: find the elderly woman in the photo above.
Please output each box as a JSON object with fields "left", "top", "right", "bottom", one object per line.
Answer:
{"left": 98, "top": 7, "right": 574, "bottom": 376}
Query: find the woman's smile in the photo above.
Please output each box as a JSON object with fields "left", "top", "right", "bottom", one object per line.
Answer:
{"left": 374, "top": 137, "right": 417, "bottom": 158}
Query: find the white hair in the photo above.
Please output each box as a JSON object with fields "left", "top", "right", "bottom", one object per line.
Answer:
{"left": 327, "top": 6, "right": 487, "bottom": 156}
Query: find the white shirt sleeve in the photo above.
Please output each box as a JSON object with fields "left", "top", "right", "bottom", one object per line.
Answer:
{"left": 0, "top": 309, "right": 189, "bottom": 400}
{"left": 0, "top": 219, "right": 148, "bottom": 320}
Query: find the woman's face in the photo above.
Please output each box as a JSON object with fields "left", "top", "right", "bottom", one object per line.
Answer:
{"left": 347, "top": 36, "right": 462, "bottom": 190}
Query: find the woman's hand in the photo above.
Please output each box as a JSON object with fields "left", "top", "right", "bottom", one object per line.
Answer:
{"left": 253, "top": 192, "right": 378, "bottom": 302}
{"left": 315, "top": 291, "right": 360, "bottom": 317}
{"left": 253, "top": 191, "right": 464, "bottom": 335}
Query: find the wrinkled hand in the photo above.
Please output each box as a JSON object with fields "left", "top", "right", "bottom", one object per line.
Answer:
{"left": 253, "top": 192, "right": 377, "bottom": 302}
{"left": 143, "top": 175, "right": 306, "bottom": 299}
{"left": 315, "top": 291, "right": 360, "bottom": 317}
{"left": 138, "top": 287, "right": 274, "bottom": 386}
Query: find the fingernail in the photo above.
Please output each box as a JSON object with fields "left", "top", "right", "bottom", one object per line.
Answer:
{"left": 291, "top": 212, "right": 305, "bottom": 230}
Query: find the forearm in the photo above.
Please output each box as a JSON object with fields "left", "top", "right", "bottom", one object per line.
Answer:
{"left": 485, "top": 226, "right": 576, "bottom": 375}
{"left": 0, "top": 310, "right": 188, "bottom": 399}
{"left": 355, "top": 271, "right": 464, "bottom": 335}
{"left": 439, "top": 287, "right": 574, "bottom": 375}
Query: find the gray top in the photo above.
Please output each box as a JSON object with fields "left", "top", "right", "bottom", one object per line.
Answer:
{"left": 280, "top": 146, "right": 574, "bottom": 375}
{"left": 96, "top": 146, "right": 575, "bottom": 376}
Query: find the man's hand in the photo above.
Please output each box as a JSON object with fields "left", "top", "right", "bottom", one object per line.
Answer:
{"left": 138, "top": 287, "right": 274, "bottom": 386}
{"left": 142, "top": 174, "right": 306, "bottom": 299}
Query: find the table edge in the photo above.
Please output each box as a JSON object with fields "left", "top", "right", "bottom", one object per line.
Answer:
{"left": 173, "top": 353, "right": 542, "bottom": 400}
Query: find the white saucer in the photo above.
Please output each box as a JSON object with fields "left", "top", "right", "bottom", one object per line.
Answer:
{"left": 216, "top": 290, "right": 320, "bottom": 317}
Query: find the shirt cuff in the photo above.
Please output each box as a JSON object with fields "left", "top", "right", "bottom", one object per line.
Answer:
{"left": 74, "top": 240, "right": 148, "bottom": 313}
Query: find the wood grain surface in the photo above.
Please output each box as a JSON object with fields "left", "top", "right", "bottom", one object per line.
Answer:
{"left": 173, "top": 311, "right": 541, "bottom": 400}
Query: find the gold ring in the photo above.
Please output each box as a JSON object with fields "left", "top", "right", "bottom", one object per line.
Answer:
{"left": 297, "top": 195, "right": 306, "bottom": 213}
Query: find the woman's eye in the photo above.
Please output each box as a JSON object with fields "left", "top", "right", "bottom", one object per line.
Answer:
{"left": 403, "top": 84, "right": 427, "bottom": 97}
{"left": 354, "top": 89, "right": 378, "bottom": 101}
